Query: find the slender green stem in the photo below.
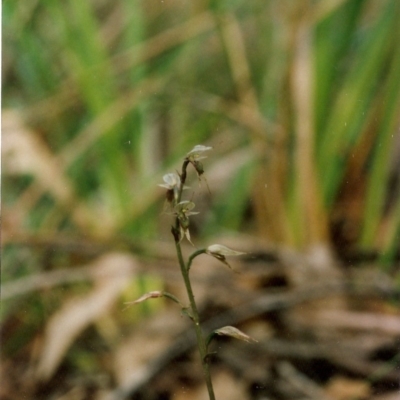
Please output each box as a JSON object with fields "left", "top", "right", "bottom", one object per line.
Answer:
{"left": 177, "top": 159, "right": 190, "bottom": 203}
{"left": 187, "top": 248, "right": 207, "bottom": 271}
{"left": 172, "top": 159, "right": 215, "bottom": 400}
{"left": 174, "top": 240, "right": 215, "bottom": 400}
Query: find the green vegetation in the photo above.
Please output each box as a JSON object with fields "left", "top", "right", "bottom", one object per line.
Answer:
{"left": 4, "top": 0, "right": 399, "bottom": 259}
{"left": 2, "top": 0, "right": 400, "bottom": 395}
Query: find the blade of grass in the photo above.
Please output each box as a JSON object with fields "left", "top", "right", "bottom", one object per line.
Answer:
{"left": 208, "top": 160, "right": 256, "bottom": 233}
{"left": 360, "top": 9, "right": 400, "bottom": 247}
{"left": 314, "top": 0, "right": 365, "bottom": 137}
{"left": 317, "top": 0, "right": 399, "bottom": 207}
{"left": 43, "top": 0, "right": 131, "bottom": 221}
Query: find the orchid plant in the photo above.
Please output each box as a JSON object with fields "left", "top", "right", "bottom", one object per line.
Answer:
{"left": 126, "top": 145, "right": 256, "bottom": 400}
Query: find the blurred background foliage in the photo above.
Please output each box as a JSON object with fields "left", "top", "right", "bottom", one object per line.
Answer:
{"left": 4, "top": 0, "right": 400, "bottom": 257}
{"left": 2, "top": 0, "right": 400, "bottom": 393}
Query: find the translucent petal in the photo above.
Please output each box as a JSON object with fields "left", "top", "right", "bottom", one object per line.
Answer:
{"left": 158, "top": 173, "right": 180, "bottom": 189}
{"left": 186, "top": 145, "right": 213, "bottom": 160}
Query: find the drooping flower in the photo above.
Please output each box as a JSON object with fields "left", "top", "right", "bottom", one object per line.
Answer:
{"left": 206, "top": 244, "right": 246, "bottom": 270}
{"left": 186, "top": 145, "right": 212, "bottom": 180}
{"left": 186, "top": 145, "right": 213, "bottom": 162}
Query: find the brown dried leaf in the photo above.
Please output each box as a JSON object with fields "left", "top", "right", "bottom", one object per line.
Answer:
{"left": 35, "top": 253, "right": 138, "bottom": 381}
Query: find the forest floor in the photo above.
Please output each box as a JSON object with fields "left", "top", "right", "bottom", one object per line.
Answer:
{"left": 1, "top": 237, "right": 399, "bottom": 400}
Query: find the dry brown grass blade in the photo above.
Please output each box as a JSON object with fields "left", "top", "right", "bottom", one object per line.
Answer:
{"left": 216, "top": 13, "right": 258, "bottom": 111}
{"left": 110, "top": 10, "right": 215, "bottom": 77}
{"left": 100, "top": 3, "right": 126, "bottom": 48}
{"left": 1, "top": 251, "right": 139, "bottom": 300}
{"left": 35, "top": 253, "right": 138, "bottom": 381}
{"left": 59, "top": 76, "right": 164, "bottom": 168}
{"left": 3, "top": 109, "right": 93, "bottom": 232}
{"left": 24, "top": 11, "right": 215, "bottom": 130}
{"left": 3, "top": 110, "right": 71, "bottom": 201}
{"left": 291, "top": 4, "right": 328, "bottom": 246}
{"left": 311, "top": 0, "right": 350, "bottom": 23}
{"left": 192, "top": 90, "right": 279, "bottom": 144}
{"left": 214, "top": 12, "right": 293, "bottom": 244}
{"left": 215, "top": 13, "right": 268, "bottom": 154}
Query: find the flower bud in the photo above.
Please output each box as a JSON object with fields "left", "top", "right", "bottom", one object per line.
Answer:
{"left": 206, "top": 244, "right": 246, "bottom": 270}
{"left": 206, "top": 244, "right": 246, "bottom": 257}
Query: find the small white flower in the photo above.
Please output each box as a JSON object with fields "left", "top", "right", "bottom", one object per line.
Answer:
{"left": 159, "top": 173, "right": 189, "bottom": 203}
{"left": 158, "top": 173, "right": 180, "bottom": 190}
{"left": 186, "top": 145, "right": 213, "bottom": 161}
